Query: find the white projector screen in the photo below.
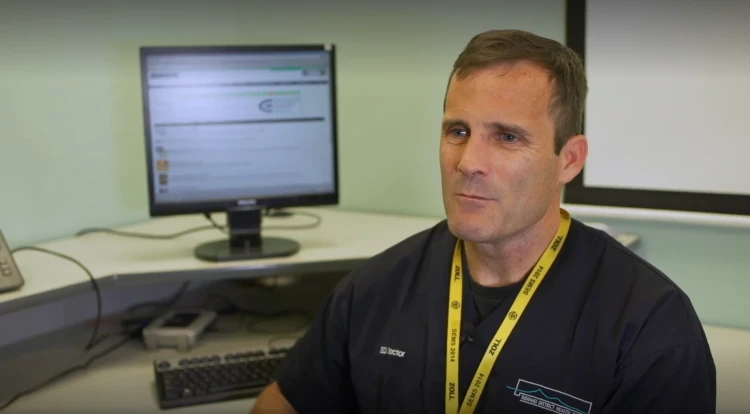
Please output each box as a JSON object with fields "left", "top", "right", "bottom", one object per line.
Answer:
{"left": 564, "top": 0, "right": 750, "bottom": 218}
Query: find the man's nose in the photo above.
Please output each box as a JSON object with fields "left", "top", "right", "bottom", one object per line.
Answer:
{"left": 457, "top": 136, "right": 490, "bottom": 177}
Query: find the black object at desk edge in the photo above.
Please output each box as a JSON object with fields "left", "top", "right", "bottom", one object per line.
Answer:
{"left": 0, "top": 258, "right": 365, "bottom": 316}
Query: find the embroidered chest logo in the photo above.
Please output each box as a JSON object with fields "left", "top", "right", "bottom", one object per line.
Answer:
{"left": 379, "top": 346, "right": 406, "bottom": 358}
{"left": 507, "top": 379, "right": 592, "bottom": 414}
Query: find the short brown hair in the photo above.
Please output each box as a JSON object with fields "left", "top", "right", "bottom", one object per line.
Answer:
{"left": 446, "top": 29, "right": 587, "bottom": 154}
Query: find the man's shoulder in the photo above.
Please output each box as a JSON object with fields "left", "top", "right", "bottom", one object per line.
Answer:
{"left": 574, "top": 220, "right": 710, "bottom": 362}
{"left": 579, "top": 221, "right": 690, "bottom": 303}
{"left": 339, "top": 219, "right": 454, "bottom": 290}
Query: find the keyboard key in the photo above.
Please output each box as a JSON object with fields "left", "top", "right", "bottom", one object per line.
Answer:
{"left": 209, "top": 380, "right": 268, "bottom": 394}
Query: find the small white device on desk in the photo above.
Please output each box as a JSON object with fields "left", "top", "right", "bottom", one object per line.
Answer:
{"left": 142, "top": 309, "right": 217, "bottom": 351}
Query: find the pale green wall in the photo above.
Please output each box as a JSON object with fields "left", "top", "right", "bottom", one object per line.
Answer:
{"left": 1, "top": 0, "right": 748, "bottom": 330}
{"left": 0, "top": 0, "right": 563, "bottom": 243}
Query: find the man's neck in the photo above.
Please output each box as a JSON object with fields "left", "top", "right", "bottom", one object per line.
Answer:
{"left": 464, "top": 206, "right": 562, "bottom": 288}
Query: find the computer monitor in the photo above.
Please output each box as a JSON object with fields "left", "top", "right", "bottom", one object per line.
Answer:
{"left": 139, "top": 44, "right": 338, "bottom": 262}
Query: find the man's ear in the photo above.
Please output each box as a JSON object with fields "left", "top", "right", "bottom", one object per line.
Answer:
{"left": 558, "top": 135, "right": 588, "bottom": 185}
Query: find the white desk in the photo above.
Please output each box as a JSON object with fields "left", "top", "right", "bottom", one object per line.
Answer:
{"left": 0, "top": 207, "right": 640, "bottom": 316}
{"left": 0, "top": 208, "right": 442, "bottom": 315}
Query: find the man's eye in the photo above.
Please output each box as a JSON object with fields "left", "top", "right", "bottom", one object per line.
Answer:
{"left": 449, "top": 129, "right": 467, "bottom": 138}
{"left": 500, "top": 133, "right": 519, "bottom": 143}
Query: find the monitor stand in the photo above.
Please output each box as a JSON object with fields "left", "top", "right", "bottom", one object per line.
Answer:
{"left": 194, "top": 208, "right": 300, "bottom": 262}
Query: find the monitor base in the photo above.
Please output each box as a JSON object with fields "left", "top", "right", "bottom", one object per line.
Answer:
{"left": 194, "top": 237, "right": 300, "bottom": 262}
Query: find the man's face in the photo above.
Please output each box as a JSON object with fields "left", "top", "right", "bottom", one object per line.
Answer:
{"left": 440, "top": 61, "right": 564, "bottom": 244}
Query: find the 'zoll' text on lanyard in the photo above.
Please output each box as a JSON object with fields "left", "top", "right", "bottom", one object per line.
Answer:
{"left": 445, "top": 209, "right": 572, "bottom": 414}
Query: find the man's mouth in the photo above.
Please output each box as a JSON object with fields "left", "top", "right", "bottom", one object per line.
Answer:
{"left": 457, "top": 193, "right": 492, "bottom": 201}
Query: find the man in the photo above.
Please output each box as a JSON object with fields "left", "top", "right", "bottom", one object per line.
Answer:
{"left": 252, "top": 29, "right": 716, "bottom": 413}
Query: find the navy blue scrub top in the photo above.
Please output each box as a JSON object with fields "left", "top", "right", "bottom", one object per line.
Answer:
{"left": 276, "top": 218, "right": 716, "bottom": 414}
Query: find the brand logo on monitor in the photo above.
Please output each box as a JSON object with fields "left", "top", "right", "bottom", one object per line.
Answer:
{"left": 237, "top": 199, "right": 257, "bottom": 206}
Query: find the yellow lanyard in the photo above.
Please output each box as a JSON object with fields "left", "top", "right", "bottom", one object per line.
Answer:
{"left": 445, "top": 209, "right": 572, "bottom": 414}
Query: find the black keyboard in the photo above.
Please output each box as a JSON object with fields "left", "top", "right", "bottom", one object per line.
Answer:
{"left": 153, "top": 346, "right": 290, "bottom": 409}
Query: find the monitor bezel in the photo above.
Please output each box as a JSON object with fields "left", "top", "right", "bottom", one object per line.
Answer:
{"left": 139, "top": 44, "right": 340, "bottom": 217}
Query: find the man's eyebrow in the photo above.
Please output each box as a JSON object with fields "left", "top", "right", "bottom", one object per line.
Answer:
{"left": 441, "top": 118, "right": 467, "bottom": 130}
{"left": 484, "top": 121, "right": 531, "bottom": 137}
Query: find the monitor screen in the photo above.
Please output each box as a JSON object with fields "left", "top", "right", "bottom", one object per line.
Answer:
{"left": 140, "top": 44, "right": 338, "bottom": 216}
{"left": 139, "top": 44, "right": 338, "bottom": 262}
